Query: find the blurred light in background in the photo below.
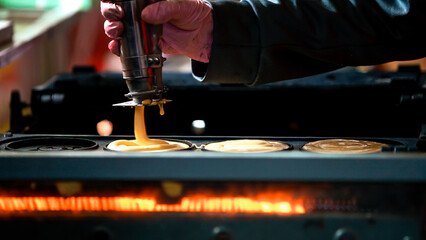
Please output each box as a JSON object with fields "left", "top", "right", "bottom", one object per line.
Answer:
{"left": 97, "top": 119, "right": 113, "bottom": 136}
{"left": 0, "top": 0, "right": 91, "bottom": 10}
{"left": 192, "top": 120, "right": 206, "bottom": 135}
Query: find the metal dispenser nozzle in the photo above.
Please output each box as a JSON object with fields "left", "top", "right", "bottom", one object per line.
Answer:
{"left": 112, "top": 0, "right": 167, "bottom": 107}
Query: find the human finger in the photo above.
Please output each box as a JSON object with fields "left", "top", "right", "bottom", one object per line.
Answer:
{"left": 100, "top": 1, "right": 124, "bottom": 21}
{"left": 104, "top": 20, "right": 123, "bottom": 39}
{"left": 108, "top": 40, "right": 121, "bottom": 56}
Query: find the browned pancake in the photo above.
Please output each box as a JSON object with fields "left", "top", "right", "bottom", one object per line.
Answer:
{"left": 302, "top": 139, "right": 388, "bottom": 154}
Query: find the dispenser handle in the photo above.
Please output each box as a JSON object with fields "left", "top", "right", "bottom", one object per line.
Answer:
{"left": 114, "top": 0, "right": 166, "bottom": 105}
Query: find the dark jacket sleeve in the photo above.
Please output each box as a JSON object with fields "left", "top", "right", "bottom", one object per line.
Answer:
{"left": 192, "top": 0, "right": 426, "bottom": 85}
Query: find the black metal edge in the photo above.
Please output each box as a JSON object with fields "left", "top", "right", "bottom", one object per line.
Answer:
{"left": 0, "top": 152, "right": 426, "bottom": 182}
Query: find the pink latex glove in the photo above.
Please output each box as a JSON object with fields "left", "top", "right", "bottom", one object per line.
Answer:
{"left": 100, "top": 0, "right": 213, "bottom": 63}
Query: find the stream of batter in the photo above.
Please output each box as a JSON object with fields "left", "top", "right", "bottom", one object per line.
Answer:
{"left": 107, "top": 106, "right": 189, "bottom": 152}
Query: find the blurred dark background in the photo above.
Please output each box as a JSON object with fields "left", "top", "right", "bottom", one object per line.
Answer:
{"left": 9, "top": 65, "right": 426, "bottom": 138}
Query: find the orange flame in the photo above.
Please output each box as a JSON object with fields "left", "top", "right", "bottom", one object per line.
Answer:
{"left": 0, "top": 196, "right": 305, "bottom": 214}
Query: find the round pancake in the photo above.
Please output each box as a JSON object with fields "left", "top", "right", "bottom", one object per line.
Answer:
{"left": 302, "top": 139, "right": 388, "bottom": 154}
{"left": 204, "top": 139, "right": 290, "bottom": 153}
{"left": 107, "top": 140, "right": 190, "bottom": 152}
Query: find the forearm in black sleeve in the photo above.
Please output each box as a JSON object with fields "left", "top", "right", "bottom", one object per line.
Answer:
{"left": 193, "top": 0, "right": 426, "bottom": 85}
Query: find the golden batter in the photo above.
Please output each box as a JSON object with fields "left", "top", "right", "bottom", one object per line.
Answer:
{"left": 204, "top": 139, "right": 290, "bottom": 153}
{"left": 302, "top": 139, "right": 388, "bottom": 154}
{"left": 107, "top": 106, "right": 189, "bottom": 152}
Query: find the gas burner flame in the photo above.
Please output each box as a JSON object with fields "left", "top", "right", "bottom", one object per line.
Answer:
{"left": 0, "top": 196, "right": 305, "bottom": 215}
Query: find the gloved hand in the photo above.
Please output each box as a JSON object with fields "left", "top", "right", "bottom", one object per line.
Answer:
{"left": 100, "top": 0, "right": 213, "bottom": 63}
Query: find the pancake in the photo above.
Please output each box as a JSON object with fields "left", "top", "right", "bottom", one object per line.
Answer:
{"left": 107, "top": 106, "right": 189, "bottom": 152}
{"left": 107, "top": 139, "right": 189, "bottom": 152}
{"left": 302, "top": 139, "right": 388, "bottom": 154}
{"left": 204, "top": 139, "right": 290, "bottom": 153}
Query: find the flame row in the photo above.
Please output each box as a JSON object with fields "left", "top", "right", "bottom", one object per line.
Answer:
{"left": 0, "top": 196, "right": 305, "bottom": 214}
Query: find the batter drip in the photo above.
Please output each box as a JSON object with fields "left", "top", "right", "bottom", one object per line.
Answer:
{"left": 204, "top": 139, "right": 290, "bottom": 153}
{"left": 302, "top": 139, "right": 388, "bottom": 154}
{"left": 107, "top": 106, "right": 189, "bottom": 152}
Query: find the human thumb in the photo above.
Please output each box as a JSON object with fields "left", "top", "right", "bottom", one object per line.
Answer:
{"left": 141, "top": 1, "right": 177, "bottom": 25}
